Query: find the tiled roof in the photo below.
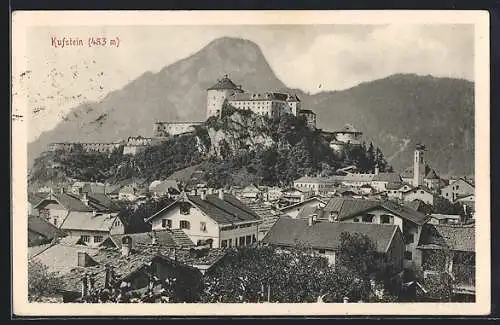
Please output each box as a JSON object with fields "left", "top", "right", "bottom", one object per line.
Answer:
{"left": 149, "top": 180, "right": 180, "bottom": 194}
{"left": 35, "top": 193, "right": 93, "bottom": 212}
{"left": 338, "top": 124, "right": 361, "bottom": 134}
{"left": 294, "top": 176, "right": 334, "bottom": 184}
{"left": 372, "top": 173, "right": 402, "bottom": 183}
{"left": 228, "top": 92, "right": 289, "bottom": 101}
{"left": 60, "top": 211, "right": 119, "bottom": 232}
{"left": 262, "top": 216, "right": 398, "bottom": 253}
{"left": 286, "top": 94, "right": 300, "bottom": 102}
{"left": 295, "top": 205, "right": 319, "bottom": 220}
{"left": 207, "top": 76, "right": 241, "bottom": 91}
{"left": 146, "top": 193, "right": 261, "bottom": 225}
{"left": 417, "top": 224, "right": 475, "bottom": 252}
{"left": 430, "top": 214, "right": 461, "bottom": 220}
{"left": 425, "top": 168, "right": 439, "bottom": 180}
{"left": 298, "top": 109, "right": 315, "bottom": 115}
{"left": 323, "top": 197, "right": 429, "bottom": 225}
{"left": 279, "top": 197, "right": 328, "bottom": 212}
{"left": 28, "top": 216, "right": 66, "bottom": 241}
{"left": 341, "top": 173, "right": 375, "bottom": 182}
{"left": 386, "top": 182, "right": 404, "bottom": 190}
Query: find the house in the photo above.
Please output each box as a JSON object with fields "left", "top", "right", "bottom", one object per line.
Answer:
{"left": 59, "top": 211, "right": 125, "bottom": 247}
{"left": 417, "top": 224, "right": 475, "bottom": 300}
{"left": 71, "top": 182, "right": 107, "bottom": 195}
{"left": 28, "top": 192, "right": 45, "bottom": 216}
{"left": 29, "top": 237, "right": 206, "bottom": 302}
{"left": 279, "top": 196, "right": 328, "bottom": 219}
{"left": 99, "top": 229, "right": 195, "bottom": 249}
{"left": 320, "top": 197, "right": 430, "bottom": 270}
{"left": 237, "top": 184, "right": 262, "bottom": 201}
{"left": 149, "top": 180, "right": 181, "bottom": 199}
{"left": 428, "top": 214, "right": 461, "bottom": 225}
{"left": 245, "top": 201, "right": 284, "bottom": 241}
{"left": 265, "top": 187, "right": 283, "bottom": 202}
{"left": 293, "top": 176, "right": 335, "bottom": 195}
{"left": 34, "top": 192, "right": 95, "bottom": 228}
{"left": 440, "top": 178, "right": 475, "bottom": 203}
{"left": 28, "top": 215, "right": 67, "bottom": 247}
{"left": 386, "top": 183, "right": 412, "bottom": 201}
{"left": 359, "top": 184, "right": 374, "bottom": 195}
{"left": 280, "top": 187, "right": 312, "bottom": 206}
{"left": 371, "top": 173, "right": 402, "bottom": 192}
{"left": 261, "top": 216, "right": 404, "bottom": 271}
{"left": 455, "top": 194, "right": 475, "bottom": 211}
{"left": 145, "top": 191, "right": 261, "bottom": 249}
{"left": 402, "top": 186, "right": 435, "bottom": 206}
{"left": 340, "top": 173, "right": 375, "bottom": 188}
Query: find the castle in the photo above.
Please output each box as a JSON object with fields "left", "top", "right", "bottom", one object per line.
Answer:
{"left": 206, "top": 75, "right": 316, "bottom": 128}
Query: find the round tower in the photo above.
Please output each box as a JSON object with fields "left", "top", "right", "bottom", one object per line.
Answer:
{"left": 206, "top": 74, "right": 244, "bottom": 119}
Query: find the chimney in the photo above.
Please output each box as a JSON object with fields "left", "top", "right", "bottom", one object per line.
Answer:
{"left": 218, "top": 189, "right": 224, "bottom": 200}
{"left": 308, "top": 215, "right": 313, "bottom": 227}
{"left": 77, "top": 251, "right": 92, "bottom": 267}
{"left": 82, "top": 192, "right": 89, "bottom": 206}
{"left": 151, "top": 230, "right": 158, "bottom": 245}
{"left": 200, "top": 190, "right": 207, "bottom": 200}
{"left": 300, "top": 194, "right": 305, "bottom": 202}
{"left": 374, "top": 164, "right": 379, "bottom": 175}
{"left": 121, "top": 236, "right": 132, "bottom": 257}
{"left": 81, "top": 273, "right": 89, "bottom": 298}
{"left": 60, "top": 187, "right": 65, "bottom": 194}
{"left": 328, "top": 211, "right": 338, "bottom": 223}
{"left": 92, "top": 210, "right": 97, "bottom": 217}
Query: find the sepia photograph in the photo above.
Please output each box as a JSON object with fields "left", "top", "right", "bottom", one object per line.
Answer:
{"left": 11, "top": 10, "right": 490, "bottom": 316}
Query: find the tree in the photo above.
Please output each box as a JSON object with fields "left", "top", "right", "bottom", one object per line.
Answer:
{"left": 28, "top": 260, "right": 64, "bottom": 302}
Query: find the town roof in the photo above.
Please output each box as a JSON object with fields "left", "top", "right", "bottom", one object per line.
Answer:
{"left": 107, "top": 229, "right": 194, "bottom": 249}
{"left": 241, "top": 184, "right": 261, "bottom": 193}
{"left": 294, "top": 176, "right": 335, "bottom": 184}
{"left": 324, "top": 197, "right": 429, "bottom": 225}
{"left": 298, "top": 109, "right": 316, "bottom": 115}
{"left": 337, "top": 124, "right": 362, "bottom": 134}
{"left": 386, "top": 182, "right": 405, "bottom": 190}
{"left": 295, "top": 205, "right": 320, "bottom": 220}
{"left": 228, "top": 92, "right": 289, "bottom": 101}
{"left": 28, "top": 216, "right": 67, "bottom": 241}
{"left": 81, "top": 183, "right": 106, "bottom": 194}
{"left": 34, "top": 193, "right": 93, "bottom": 212}
{"left": 430, "top": 214, "right": 461, "bottom": 220}
{"left": 417, "top": 224, "right": 475, "bottom": 252}
{"left": 146, "top": 193, "right": 261, "bottom": 225}
{"left": 60, "top": 211, "right": 119, "bottom": 232}
{"left": 341, "top": 173, "right": 376, "bottom": 183}
{"left": 372, "top": 173, "right": 402, "bottom": 183}
{"left": 279, "top": 196, "right": 328, "bottom": 212}
{"left": 262, "top": 216, "right": 398, "bottom": 253}
{"left": 207, "top": 75, "right": 242, "bottom": 91}
{"left": 286, "top": 94, "right": 301, "bottom": 102}
{"left": 149, "top": 180, "right": 180, "bottom": 194}
{"left": 400, "top": 165, "right": 440, "bottom": 180}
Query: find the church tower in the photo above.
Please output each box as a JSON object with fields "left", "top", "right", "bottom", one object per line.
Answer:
{"left": 413, "top": 143, "right": 426, "bottom": 187}
{"left": 206, "top": 74, "right": 244, "bottom": 119}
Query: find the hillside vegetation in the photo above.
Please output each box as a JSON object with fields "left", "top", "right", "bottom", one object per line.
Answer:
{"left": 29, "top": 109, "right": 391, "bottom": 188}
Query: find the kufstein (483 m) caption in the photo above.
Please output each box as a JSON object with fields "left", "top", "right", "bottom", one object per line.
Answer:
{"left": 51, "top": 36, "right": 121, "bottom": 48}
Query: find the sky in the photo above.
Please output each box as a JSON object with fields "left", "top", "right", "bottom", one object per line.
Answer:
{"left": 13, "top": 24, "right": 474, "bottom": 142}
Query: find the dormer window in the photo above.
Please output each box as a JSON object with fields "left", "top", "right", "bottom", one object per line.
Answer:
{"left": 180, "top": 202, "right": 191, "bottom": 215}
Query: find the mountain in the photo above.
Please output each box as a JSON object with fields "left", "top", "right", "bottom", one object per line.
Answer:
{"left": 28, "top": 37, "right": 474, "bottom": 176}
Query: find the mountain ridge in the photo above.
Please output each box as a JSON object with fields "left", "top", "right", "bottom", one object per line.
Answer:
{"left": 27, "top": 37, "right": 474, "bottom": 176}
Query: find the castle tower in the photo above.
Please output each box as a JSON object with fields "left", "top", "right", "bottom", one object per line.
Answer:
{"left": 286, "top": 94, "right": 301, "bottom": 116}
{"left": 206, "top": 74, "right": 244, "bottom": 119}
{"left": 413, "top": 143, "right": 426, "bottom": 187}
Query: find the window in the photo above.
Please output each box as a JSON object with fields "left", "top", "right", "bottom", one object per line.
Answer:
{"left": 180, "top": 202, "right": 191, "bottom": 215}
{"left": 94, "top": 235, "right": 103, "bottom": 243}
{"left": 200, "top": 222, "right": 207, "bottom": 232}
{"left": 245, "top": 235, "right": 252, "bottom": 245}
{"left": 180, "top": 220, "right": 190, "bottom": 230}
{"left": 420, "top": 191, "right": 424, "bottom": 194}
{"left": 361, "top": 214, "right": 374, "bottom": 223}
{"left": 221, "top": 240, "right": 228, "bottom": 248}
{"left": 162, "top": 219, "right": 172, "bottom": 229}
{"left": 239, "top": 236, "right": 246, "bottom": 246}
{"left": 381, "top": 215, "right": 392, "bottom": 224}
{"left": 404, "top": 251, "right": 413, "bottom": 260}
{"left": 406, "top": 234, "right": 414, "bottom": 244}
{"left": 445, "top": 193, "right": 449, "bottom": 197}
{"left": 228, "top": 239, "right": 233, "bottom": 248}
{"left": 53, "top": 218, "right": 58, "bottom": 226}
{"left": 252, "top": 235, "right": 257, "bottom": 243}
{"left": 40, "top": 208, "right": 50, "bottom": 219}
{"left": 353, "top": 218, "right": 359, "bottom": 222}
{"left": 81, "top": 235, "right": 90, "bottom": 243}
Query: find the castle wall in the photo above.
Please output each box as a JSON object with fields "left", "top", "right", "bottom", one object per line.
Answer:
{"left": 153, "top": 122, "right": 202, "bottom": 138}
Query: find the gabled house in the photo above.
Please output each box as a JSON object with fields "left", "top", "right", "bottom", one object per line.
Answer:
{"left": 145, "top": 191, "right": 261, "bottom": 249}
{"left": 440, "top": 178, "right": 475, "bottom": 203}
{"left": 279, "top": 196, "right": 328, "bottom": 219}
{"left": 59, "top": 210, "right": 125, "bottom": 247}
{"left": 28, "top": 215, "right": 67, "bottom": 247}
{"left": 237, "top": 184, "right": 262, "bottom": 201}
{"left": 149, "top": 180, "right": 181, "bottom": 199}
{"left": 261, "top": 216, "right": 404, "bottom": 271}
{"left": 320, "top": 197, "right": 430, "bottom": 270}
{"left": 99, "top": 229, "right": 195, "bottom": 249}
{"left": 280, "top": 187, "right": 312, "bottom": 205}
{"left": 428, "top": 214, "right": 461, "bottom": 225}
{"left": 402, "top": 186, "right": 435, "bottom": 206}
{"left": 28, "top": 192, "right": 46, "bottom": 216}
{"left": 386, "top": 183, "right": 413, "bottom": 201}
{"left": 417, "top": 224, "right": 475, "bottom": 299}
{"left": 371, "top": 173, "right": 402, "bottom": 192}
{"left": 400, "top": 164, "right": 442, "bottom": 191}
